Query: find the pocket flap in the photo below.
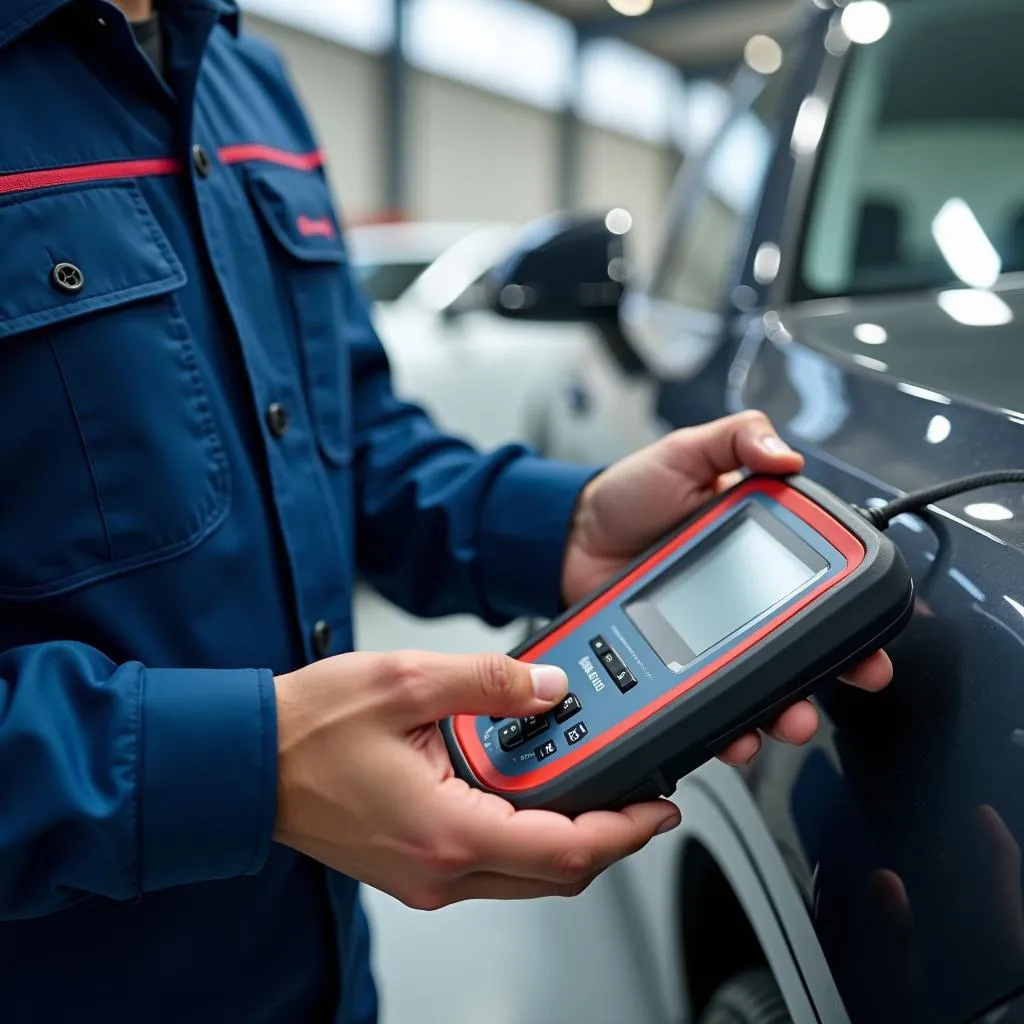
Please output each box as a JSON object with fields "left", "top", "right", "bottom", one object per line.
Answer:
{"left": 0, "top": 182, "right": 186, "bottom": 341}
{"left": 247, "top": 165, "right": 347, "bottom": 263}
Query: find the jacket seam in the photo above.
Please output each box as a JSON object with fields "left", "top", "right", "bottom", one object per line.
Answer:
{"left": 46, "top": 335, "right": 115, "bottom": 561}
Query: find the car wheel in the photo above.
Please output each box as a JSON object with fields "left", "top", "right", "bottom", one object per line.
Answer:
{"left": 696, "top": 967, "right": 792, "bottom": 1024}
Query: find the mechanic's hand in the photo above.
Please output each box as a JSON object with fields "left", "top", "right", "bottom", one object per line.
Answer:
{"left": 560, "top": 409, "right": 893, "bottom": 766}
{"left": 272, "top": 651, "right": 680, "bottom": 909}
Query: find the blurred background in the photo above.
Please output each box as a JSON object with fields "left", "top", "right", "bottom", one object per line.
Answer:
{"left": 232, "top": 2, "right": 913, "bottom": 1022}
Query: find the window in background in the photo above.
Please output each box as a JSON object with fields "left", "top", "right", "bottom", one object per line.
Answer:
{"left": 404, "top": 0, "right": 575, "bottom": 111}
{"left": 237, "top": 0, "right": 394, "bottom": 52}
{"left": 577, "top": 37, "right": 681, "bottom": 145}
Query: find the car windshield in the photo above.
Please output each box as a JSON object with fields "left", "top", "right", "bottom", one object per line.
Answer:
{"left": 797, "top": 0, "right": 1024, "bottom": 300}
{"left": 354, "top": 261, "right": 431, "bottom": 303}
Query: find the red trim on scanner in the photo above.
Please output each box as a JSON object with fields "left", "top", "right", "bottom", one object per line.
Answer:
{"left": 0, "top": 147, "right": 324, "bottom": 197}
{"left": 453, "top": 477, "right": 867, "bottom": 793}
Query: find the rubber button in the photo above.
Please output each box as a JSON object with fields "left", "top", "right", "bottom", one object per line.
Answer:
{"left": 499, "top": 720, "right": 524, "bottom": 751}
{"left": 553, "top": 693, "right": 582, "bottom": 724}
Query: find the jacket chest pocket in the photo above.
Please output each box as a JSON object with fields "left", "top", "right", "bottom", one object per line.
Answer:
{"left": 0, "top": 182, "right": 229, "bottom": 600}
{"left": 247, "top": 165, "right": 353, "bottom": 468}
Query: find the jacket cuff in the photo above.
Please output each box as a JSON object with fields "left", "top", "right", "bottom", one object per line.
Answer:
{"left": 477, "top": 454, "right": 599, "bottom": 622}
{"left": 139, "top": 667, "right": 277, "bottom": 892}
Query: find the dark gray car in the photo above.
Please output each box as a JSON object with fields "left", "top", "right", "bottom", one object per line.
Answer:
{"left": 489, "top": 1, "right": 1024, "bottom": 1020}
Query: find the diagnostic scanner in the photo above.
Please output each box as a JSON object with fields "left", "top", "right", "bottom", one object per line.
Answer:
{"left": 441, "top": 474, "right": 915, "bottom": 816}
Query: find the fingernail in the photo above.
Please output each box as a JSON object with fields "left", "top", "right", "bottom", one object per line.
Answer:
{"left": 761, "top": 435, "right": 793, "bottom": 455}
{"left": 531, "top": 665, "right": 569, "bottom": 702}
{"left": 655, "top": 816, "right": 681, "bottom": 836}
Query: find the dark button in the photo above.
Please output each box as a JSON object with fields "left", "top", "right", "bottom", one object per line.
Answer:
{"left": 266, "top": 402, "right": 290, "bottom": 438}
{"left": 311, "top": 619, "right": 333, "bottom": 658}
{"left": 600, "top": 650, "right": 619, "bottom": 668}
{"left": 192, "top": 143, "right": 212, "bottom": 177}
{"left": 52, "top": 262, "right": 84, "bottom": 294}
{"left": 499, "top": 720, "right": 524, "bottom": 752}
{"left": 553, "top": 693, "right": 582, "bottom": 724}
{"left": 565, "top": 721, "right": 590, "bottom": 746}
{"left": 535, "top": 739, "right": 557, "bottom": 762}
{"left": 521, "top": 714, "right": 548, "bottom": 740}
{"left": 612, "top": 666, "right": 637, "bottom": 693}
{"left": 590, "top": 636, "right": 609, "bottom": 657}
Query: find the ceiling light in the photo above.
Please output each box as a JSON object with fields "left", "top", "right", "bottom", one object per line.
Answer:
{"left": 853, "top": 322, "right": 887, "bottom": 345}
{"left": 932, "top": 198, "right": 1002, "bottom": 289}
{"left": 606, "top": 0, "right": 653, "bottom": 16}
{"left": 938, "top": 289, "right": 1014, "bottom": 328}
{"left": 605, "top": 208, "right": 633, "bottom": 235}
{"left": 841, "top": 1, "right": 892, "bottom": 44}
{"left": 964, "top": 502, "right": 1014, "bottom": 522}
{"left": 743, "top": 35, "right": 783, "bottom": 75}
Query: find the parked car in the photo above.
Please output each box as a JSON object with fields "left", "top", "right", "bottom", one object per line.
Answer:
{"left": 486, "top": 0, "right": 1024, "bottom": 1021}
{"left": 346, "top": 219, "right": 595, "bottom": 453}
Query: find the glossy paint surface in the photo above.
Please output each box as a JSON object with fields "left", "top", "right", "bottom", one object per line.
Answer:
{"left": 650, "top": 5, "right": 1024, "bottom": 1022}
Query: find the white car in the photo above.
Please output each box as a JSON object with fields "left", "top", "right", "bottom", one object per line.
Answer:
{"left": 346, "top": 220, "right": 595, "bottom": 454}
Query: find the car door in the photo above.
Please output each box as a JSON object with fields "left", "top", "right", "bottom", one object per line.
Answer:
{"left": 663, "top": 2, "right": 1024, "bottom": 1022}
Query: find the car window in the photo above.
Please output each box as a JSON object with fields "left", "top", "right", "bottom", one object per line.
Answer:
{"left": 354, "top": 261, "right": 432, "bottom": 303}
{"left": 651, "top": 58, "right": 801, "bottom": 312}
{"left": 798, "top": 0, "right": 1024, "bottom": 299}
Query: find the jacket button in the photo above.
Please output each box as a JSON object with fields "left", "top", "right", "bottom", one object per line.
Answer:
{"left": 312, "top": 620, "right": 333, "bottom": 658}
{"left": 52, "top": 262, "right": 85, "bottom": 294}
{"left": 192, "top": 143, "right": 212, "bottom": 178}
{"left": 266, "top": 402, "right": 290, "bottom": 438}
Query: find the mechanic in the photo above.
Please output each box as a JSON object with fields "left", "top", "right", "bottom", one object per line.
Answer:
{"left": 0, "top": 1, "right": 893, "bottom": 1021}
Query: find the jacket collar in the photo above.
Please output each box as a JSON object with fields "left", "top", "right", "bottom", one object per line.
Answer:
{"left": 0, "top": 0, "right": 238, "bottom": 51}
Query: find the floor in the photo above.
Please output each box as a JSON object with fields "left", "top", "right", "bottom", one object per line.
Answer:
{"left": 353, "top": 587, "right": 672, "bottom": 1024}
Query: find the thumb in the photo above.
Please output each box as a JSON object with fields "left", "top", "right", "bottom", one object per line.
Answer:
{"left": 667, "top": 410, "right": 804, "bottom": 482}
{"left": 395, "top": 651, "right": 569, "bottom": 726}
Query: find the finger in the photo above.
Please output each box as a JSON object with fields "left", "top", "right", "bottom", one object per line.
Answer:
{"left": 663, "top": 410, "right": 804, "bottom": 484}
{"left": 717, "top": 732, "right": 761, "bottom": 766}
{"left": 425, "top": 870, "right": 604, "bottom": 906}
{"left": 444, "top": 787, "right": 680, "bottom": 883}
{"left": 839, "top": 650, "right": 893, "bottom": 692}
{"left": 766, "top": 700, "right": 820, "bottom": 745}
{"left": 390, "top": 651, "right": 569, "bottom": 726}
{"left": 714, "top": 470, "right": 745, "bottom": 495}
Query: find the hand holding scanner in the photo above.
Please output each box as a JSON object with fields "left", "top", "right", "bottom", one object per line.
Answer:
{"left": 441, "top": 474, "right": 915, "bottom": 816}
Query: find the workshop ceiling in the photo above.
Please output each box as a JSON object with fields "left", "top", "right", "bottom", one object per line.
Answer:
{"left": 533, "top": 0, "right": 803, "bottom": 75}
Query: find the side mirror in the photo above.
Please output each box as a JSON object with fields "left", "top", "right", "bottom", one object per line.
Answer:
{"left": 487, "top": 211, "right": 629, "bottom": 323}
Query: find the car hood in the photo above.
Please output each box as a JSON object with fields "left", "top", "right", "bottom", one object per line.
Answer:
{"left": 778, "top": 278, "right": 1024, "bottom": 417}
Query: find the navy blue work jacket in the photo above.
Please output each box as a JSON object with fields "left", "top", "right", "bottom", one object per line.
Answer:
{"left": 0, "top": 2, "right": 593, "bottom": 1020}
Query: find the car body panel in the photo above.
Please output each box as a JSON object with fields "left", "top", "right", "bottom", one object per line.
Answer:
{"left": 537, "top": 1, "right": 1024, "bottom": 1021}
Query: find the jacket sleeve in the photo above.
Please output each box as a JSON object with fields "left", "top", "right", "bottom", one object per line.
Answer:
{"left": 0, "top": 641, "right": 276, "bottom": 920}
{"left": 343, "top": 265, "right": 597, "bottom": 626}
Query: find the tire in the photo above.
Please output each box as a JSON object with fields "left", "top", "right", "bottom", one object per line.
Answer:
{"left": 696, "top": 967, "right": 792, "bottom": 1024}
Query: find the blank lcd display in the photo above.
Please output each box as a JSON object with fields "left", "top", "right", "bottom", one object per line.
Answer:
{"left": 625, "top": 506, "right": 828, "bottom": 672}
